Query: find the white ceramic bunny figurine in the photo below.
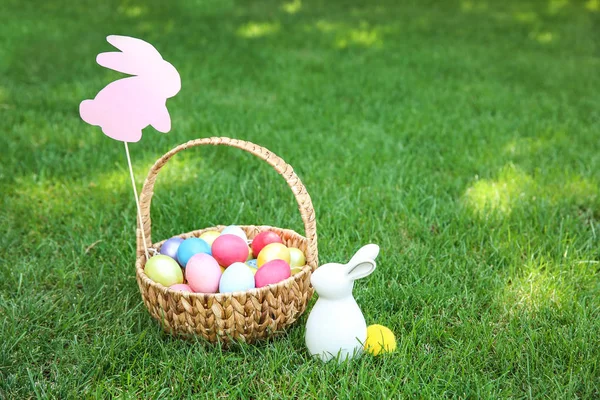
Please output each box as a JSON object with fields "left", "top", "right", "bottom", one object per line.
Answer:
{"left": 305, "top": 244, "right": 379, "bottom": 362}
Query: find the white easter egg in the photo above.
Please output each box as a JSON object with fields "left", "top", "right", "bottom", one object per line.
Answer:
{"left": 221, "top": 225, "right": 248, "bottom": 242}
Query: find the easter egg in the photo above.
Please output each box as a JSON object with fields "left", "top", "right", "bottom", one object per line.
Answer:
{"left": 255, "top": 259, "right": 291, "bottom": 288}
{"left": 246, "top": 260, "right": 258, "bottom": 275}
{"left": 185, "top": 253, "right": 221, "bottom": 293}
{"left": 291, "top": 266, "right": 303, "bottom": 275}
{"left": 221, "top": 225, "right": 248, "bottom": 242}
{"left": 176, "top": 237, "right": 211, "bottom": 267}
{"left": 160, "top": 237, "right": 184, "bottom": 261}
{"left": 288, "top": 247, "right": 306, "bottom": 268}
{"left": 145, "top": 255, "right": 183, "bottom": 287}
{"left": 257, "top": 243, "right": 290, "bottom": 268}
{"left": 251, "top": 231, "right": 283, "bottom": 257}
{"left": 364, "top": 325, "right": 397, "bottom": 356}
{"left": 220, "top": 266, "right": 226, "bottom": 273}
{"left": 170, "top": 283, "right": 193, "bottom": 292}
{"left": 219, "top": 262, "right": 256, "bottom": 293}
{"left": 199, "top": 230, "right": 220, "bottom": 246}
{"left": 212, "top": 234, "right": 249, "bottom": 267}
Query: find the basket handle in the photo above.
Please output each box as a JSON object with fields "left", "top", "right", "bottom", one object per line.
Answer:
{"left": 136, "top": 137, "right": 318, "bottom": 267}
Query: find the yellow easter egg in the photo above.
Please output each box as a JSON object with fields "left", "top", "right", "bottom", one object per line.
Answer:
{"left": 199, "top": 230, "right": 220, "bottom": 246}
{"left": 288, "top": 247, "right": 306, "bottom": 268}
{"left": 364, "top": 324, "right": 396, "bottom": 356}
{"left": 257, "top": 243, "right": 290, "bottom": 268}
{"left": 220, "top": 266, "right": 226, "bottom": 273}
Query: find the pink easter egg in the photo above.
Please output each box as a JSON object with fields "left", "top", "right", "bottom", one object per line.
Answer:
{"left": 212, "top": 234, "right": 249, "bottom": 268}
{"left": 170, "top": 283, "right": 193, "bottom": 292}
{"left": 255, "top": 259, "right": 291, "bottom": 288}
{"left": 185, "top": 253, "right": 222, "bottom": 293}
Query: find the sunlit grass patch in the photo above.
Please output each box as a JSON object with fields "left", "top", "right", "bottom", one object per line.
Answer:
{"left": 237, "top": 21, "right": 281, "bottom": 38}
{"left": 281, "top": 0, "right": 302, "bottom": 14}
{"left": 530, "top": 31, "right": 555, "bottom": 44}
{"left": 314, "top": 20, "right": 383, "bottom": 48}
{"left": 315, "top": 20, "right": 338, "bottom": 33}
{"left": 586, "top": 0, "right": 599, "bottom": 11}
{"left": 500, "top": 259, "right": 575, "bottom": 314}
{"left": 117, "top": 4, "right": 147, "bottom": 18}
{"left": 464, "top": 164, "right": 535, "bottom": 216}
{"left": 460, "top": 0, "right": 489, "bottom": 12}
{"left": 335, "top": 23, "right": 382, "bottom": 49}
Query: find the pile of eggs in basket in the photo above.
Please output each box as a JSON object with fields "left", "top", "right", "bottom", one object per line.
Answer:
{"left": 144, "top": 225, "right": 306, "bottom": 294}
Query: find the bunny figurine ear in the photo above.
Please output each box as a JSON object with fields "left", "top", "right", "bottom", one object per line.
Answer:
{"left": 346, "top": 259, "right": 376, "bottom": 281}
{"left": 96, "top": 35, "right": 164, "bottom": 76}
{"left": 345, "top": 244, "right": 379, "bottom": 281}
{"left": 348, "top": 244, "right": 380, "bottom": 265}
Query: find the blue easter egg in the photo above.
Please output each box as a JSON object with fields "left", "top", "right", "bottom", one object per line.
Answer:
{"left": 219, "top": 262, "right": 256, "bottom": 293}
{"left": 176, "top": 237, "right": 211, "bottom": 267}
{"left": 160, "top": 237, "right": 184, "bottom": 262}
{"left": 246, "top": 259, "right": 258, "bottom": 269}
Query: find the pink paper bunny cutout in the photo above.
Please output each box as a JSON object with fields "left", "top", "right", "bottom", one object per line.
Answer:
{"left": 79, "top": 35, "right": 181, "bottom": 142}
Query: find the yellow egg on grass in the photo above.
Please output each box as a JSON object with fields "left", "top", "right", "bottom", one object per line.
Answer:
{"left": 364, "top": 324, "right": 397, "bottom": 356}
{"left": 257, "top": 243, "right": 290, "bottom": 267}
{"left": 199, "top": 230, "right": 221, "bottom": 246}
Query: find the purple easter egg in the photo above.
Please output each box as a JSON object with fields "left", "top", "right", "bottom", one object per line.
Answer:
{"left": 160, "top": 237, "right": 184, "bottom": 262}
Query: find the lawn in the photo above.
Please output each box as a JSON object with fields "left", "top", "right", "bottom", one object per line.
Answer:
{"left": 1, "top": 0, "right": 599, "bottom": 398}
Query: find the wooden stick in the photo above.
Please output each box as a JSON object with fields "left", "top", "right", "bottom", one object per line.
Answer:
{"left": 124, "top": 142, "right": 149, "bottom": 260}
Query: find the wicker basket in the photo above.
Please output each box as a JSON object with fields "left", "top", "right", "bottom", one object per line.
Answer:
{"left": 134, "top": 137, "right": 318, "bottom": 344}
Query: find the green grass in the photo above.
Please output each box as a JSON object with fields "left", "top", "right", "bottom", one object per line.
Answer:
{"left": 1, "top": 0, "right": 600, "bottom": 397}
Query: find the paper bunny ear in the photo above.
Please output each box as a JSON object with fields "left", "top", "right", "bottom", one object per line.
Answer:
{"left": 96, "top": 35, "right": 164, "bottom": 76}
